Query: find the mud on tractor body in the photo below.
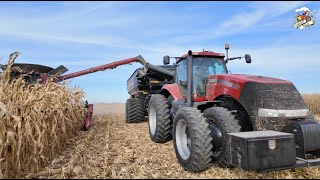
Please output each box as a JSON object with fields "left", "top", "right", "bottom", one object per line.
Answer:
{"left": 126, "top": 45, "right": 320, "bottom": 172}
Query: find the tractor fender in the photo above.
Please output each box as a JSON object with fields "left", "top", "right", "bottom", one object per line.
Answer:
{"left": 160, "top": 83, "right": 184, "bottom": 100}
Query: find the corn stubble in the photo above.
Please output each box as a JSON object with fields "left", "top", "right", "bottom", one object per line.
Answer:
{"left": 25, "top": 86, "right": 320, "bottom": 178}
{"left": 0, "top": 53, "right": 86, "bottom": 178}
{"left": 32, "top": 113, "right": 320, "bottom": 179}
{"left": 33, "top": 97, "right": 320, "bottom": 179}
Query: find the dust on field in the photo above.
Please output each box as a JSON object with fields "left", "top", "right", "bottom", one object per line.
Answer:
{"left": 28, "top": 113, "right": 320, "bottom": 179}
{"left": 92, "top": 103, "right": 125, "bottom": 115}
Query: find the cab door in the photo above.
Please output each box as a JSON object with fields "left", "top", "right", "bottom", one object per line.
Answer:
{"left": 174, "top": 59, "right": 188, "bottom": 98}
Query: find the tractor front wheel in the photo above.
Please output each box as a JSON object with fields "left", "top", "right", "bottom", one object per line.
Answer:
{"left": 148, "top": 94, "right": 172, "bottom": 143}
{"left": 203, "top": 107, "right": 241, "bottom": 167}
{"left": 173, "top": 107, "right": 213, "bottom": 172}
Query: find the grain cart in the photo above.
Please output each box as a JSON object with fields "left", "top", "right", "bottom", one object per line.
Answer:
{"left": 126, "top": 64, "right": 175, "bottom": 123}
{"left": 137, "top": 45, "right": 320, "bottom": 172}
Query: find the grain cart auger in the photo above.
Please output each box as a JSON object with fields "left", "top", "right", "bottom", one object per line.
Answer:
{"left": 140, "top": 44, "right": 320, "bottom": 172}
{"left": 1, "top": 53, "right": 173, "bottom": 131}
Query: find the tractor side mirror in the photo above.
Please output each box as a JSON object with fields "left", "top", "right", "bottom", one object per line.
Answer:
{"left": 245, "top": 54, "right": 251, "bottom": 63}
{"left": 163, "top": 55, "right": 170, "bottom": 65}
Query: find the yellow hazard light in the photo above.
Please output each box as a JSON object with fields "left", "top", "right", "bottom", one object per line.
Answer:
{"left": 149, "top": 80, "right": 160, "bottom": 84}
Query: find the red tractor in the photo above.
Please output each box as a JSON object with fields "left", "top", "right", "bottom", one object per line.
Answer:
{"left": 144, "top": 44, "right": 320, "bottom": 172}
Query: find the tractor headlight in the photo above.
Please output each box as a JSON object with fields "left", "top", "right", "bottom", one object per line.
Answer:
{"left": 258, "top": 109, "right": 309, "bottom": 118}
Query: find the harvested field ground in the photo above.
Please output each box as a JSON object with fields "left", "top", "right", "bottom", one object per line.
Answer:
{"left": 27, "top": 104, "right": 320, "bottom": 179}
{"left": 92, "top": 103, "right": 125, "bottom": 115}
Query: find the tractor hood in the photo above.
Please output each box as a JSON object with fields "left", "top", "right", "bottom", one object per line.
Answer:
{"left": 205, "top": 74, "right": 309, "bottom": 132}
{"left": 207, "top": 74, "right": 292, "bottom": 85}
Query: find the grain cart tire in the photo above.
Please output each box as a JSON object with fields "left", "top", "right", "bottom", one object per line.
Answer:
{"left": 173, "top": 107, "right": 213, "bottom": 172}
{"left": 125, "top": 98, "right": 145, "bottom": 123}
{"left": 203, "top": 107, "right": 241, "bottom": 168}
{"left": 148, "top": 94, "right": 172, "bottom": 143}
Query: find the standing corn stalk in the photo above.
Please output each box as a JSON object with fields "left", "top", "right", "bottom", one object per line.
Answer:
{"left": 0, "top": 52, "right": 86, "bottom": 178}
{"left": 303, "top": 94, "right": 320, "bottom": 116}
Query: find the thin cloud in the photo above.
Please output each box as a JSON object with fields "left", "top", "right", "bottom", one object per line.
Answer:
{"left": 0, "top": 1, "right": 318, "bottom": 102}
{"left": 170, "top": 1, "right": 310, "bottom": 43}
{"left": 295, "top": 7, "right": 309, "bottom": 12}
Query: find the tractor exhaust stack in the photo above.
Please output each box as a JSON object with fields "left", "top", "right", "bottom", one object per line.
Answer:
{"left": 186, "top": 50, "right": 193, "bottom": 107}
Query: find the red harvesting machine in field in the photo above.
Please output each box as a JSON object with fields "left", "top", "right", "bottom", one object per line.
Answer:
{"left": 0, "top": 52, "right": 172, "bottom": 131}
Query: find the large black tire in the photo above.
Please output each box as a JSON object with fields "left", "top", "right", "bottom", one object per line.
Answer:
{"left": 148, "top": 94, "right": 172, "bottom": 143}
{"left": 203, "top": 107, "right": 241, "bottom": 168}
{"left": 125, "top": 98, "right": 145, "bottom": 123}
{"left": 173, "top": 107, "right": 213, "bottom": 172}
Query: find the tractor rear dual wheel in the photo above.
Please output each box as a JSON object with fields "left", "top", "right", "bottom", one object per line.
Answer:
{"left": 125, "top": 98, "right": 145, "bottom": 123}
{"left": 203, "top": 107, "right": 241, "bottom": 168}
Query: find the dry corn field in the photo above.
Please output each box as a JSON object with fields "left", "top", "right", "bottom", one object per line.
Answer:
{"left": 303, "top": 94, "right": 320, "bottom": 115}
{"left": 0, "top": 53, "right": 86, "bottom": 178}
{"left": 2, "top": 53, "right": 320, "bottom": 178}
{"left": 27, "top": 101, "right": 320, "bottom": 179}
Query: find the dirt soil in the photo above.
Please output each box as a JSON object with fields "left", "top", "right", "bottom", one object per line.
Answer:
{"left": 92, "top": 103, "right": 125, "bottom": 115}
{"left": 25, "top": 104, "right": 320, "bottom": 179}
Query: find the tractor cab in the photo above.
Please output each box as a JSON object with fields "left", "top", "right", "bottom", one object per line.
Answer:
{"left": 163, "top": 44, "right": 251, "bottom": 101}
{"left": 174, "top": 51, "right": 227, "bottom": 99}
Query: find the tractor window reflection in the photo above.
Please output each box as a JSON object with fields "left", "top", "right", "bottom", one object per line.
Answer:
{"left": 214, "top": 61, "right": 226, "bottom": 74}
{"left": 176, "top": 57, "right": 227, "bottom": 97}
{"left": 193, "top": 57, "right": 227, "bottom": 96}
{"left": 176, "top": 59, "right": 187, "bottom": 83}
{"left": 176, "top": 59, "right": 188, "bottom": 97}
{"left": 193, "top": 57, "right": 227, "bottom": 82}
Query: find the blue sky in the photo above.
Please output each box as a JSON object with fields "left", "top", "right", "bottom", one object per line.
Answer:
{"left": 0, "top": 1, "right": 319, "bottom": 103}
